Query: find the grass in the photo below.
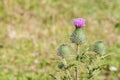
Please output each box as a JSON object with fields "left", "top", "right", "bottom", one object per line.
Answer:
{"left": 0, "top": 0, "right": 120, "bottom": 80}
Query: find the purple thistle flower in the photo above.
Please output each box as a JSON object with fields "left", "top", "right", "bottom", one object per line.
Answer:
{"left": 74, "top": 18, "right": 86, "bottom": 28}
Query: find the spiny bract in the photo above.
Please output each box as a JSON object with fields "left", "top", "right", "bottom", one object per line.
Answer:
{"left": 70, "top": 28, "right": 86, "bottom": 45}
{"left": 93, "top": 41, "right": 106, "bottom": 55}
{"left": 57, "top": 44, "right": 71, "bottom": 57}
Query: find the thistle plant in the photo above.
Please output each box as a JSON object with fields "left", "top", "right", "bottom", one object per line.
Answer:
{"left": 50, "top": 18, "right": 107, "bottom": 80}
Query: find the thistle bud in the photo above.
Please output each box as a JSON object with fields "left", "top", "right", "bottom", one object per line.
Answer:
{"left": 58, "top": 62, "right": 65, "bottom": 70}
{"left": 57, "top": 44, "right": 71, "bottom": 58}
{"left": 70, "top": 28, "right": 86, "bottom": 45}
{"left": 93, "top": 41, "right": 106, "bottom": 55}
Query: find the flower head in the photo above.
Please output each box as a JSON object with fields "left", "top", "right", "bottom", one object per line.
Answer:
{"left": 74, "top": 18, "right": 86, "bottom": 28}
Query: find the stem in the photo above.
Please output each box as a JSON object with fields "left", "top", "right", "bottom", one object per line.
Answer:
{"left": 87, "top": 57, "right": 93, "bottom": 79}
{"left": 75, "top": 44, "right": 79, "bottom": 80}
{"left": 49, "top": 74, "right": 57, "bottom": 80}
{"left": 76, "top": 44, "right": 79, "bottom": 56}
{"left": 62, "top": 58, "right": 71, "bottom": 80}
{"left": 75, "top": 67, "right": 78, "bottom": 80}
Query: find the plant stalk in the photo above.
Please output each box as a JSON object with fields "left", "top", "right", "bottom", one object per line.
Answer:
{"left": 75, "top": 44, "right": 79, "bottom": 80}
{"left": 62, "top": 58, "right": 71, "bottom": 80}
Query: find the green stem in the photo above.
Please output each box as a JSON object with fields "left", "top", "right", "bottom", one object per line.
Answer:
{"left": 75, "top": 44, "right": 79, "bottom": 80}
{"left": 62, "top": 58, "right": 72, "bottom": 80}
{"left": 76, "top": 44, "right": 79, "bottom": 55}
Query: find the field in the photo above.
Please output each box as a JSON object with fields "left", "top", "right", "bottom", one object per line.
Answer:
{"left": 0, "top": 0, "right": 120, "bottom": 80}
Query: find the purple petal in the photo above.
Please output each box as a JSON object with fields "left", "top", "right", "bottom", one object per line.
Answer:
{"left": 74, "top": 18, "right": 86, "bottom": 28}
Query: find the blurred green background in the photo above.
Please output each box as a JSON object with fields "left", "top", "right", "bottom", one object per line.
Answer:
{"left": 0, "top": 0, "right": 120, "bottom": 80}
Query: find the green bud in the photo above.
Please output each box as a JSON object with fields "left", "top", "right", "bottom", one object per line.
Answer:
{"left": 70, "top": 28, "right": 86, "bottom": 45}
{"left": 57, "top": 44, "right": 71, "bottom": 57}
{"left": 58, "top": 62, "right": 65, "bottom": 70}
{"left": 93, "top": 41, "right": 106, "bottom": 55}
